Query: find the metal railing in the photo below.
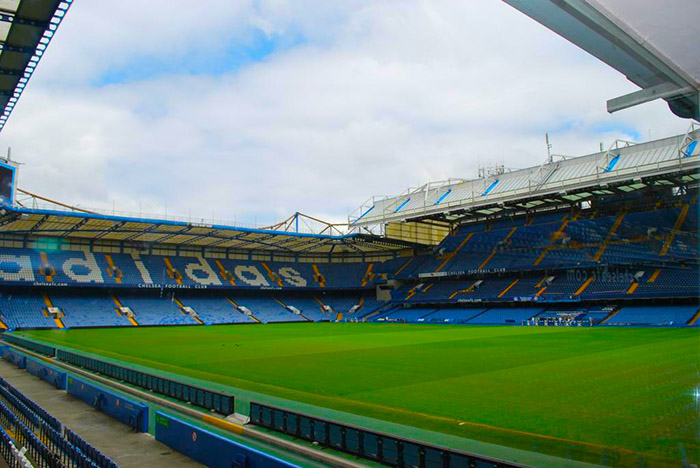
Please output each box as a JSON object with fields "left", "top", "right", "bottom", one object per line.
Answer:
{"left": 351, "top": 139, "right": 699, "bottom": 227}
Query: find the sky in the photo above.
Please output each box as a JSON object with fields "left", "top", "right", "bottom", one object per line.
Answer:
{"left": 0, "top": 0, "right": 691, "bottom": 228}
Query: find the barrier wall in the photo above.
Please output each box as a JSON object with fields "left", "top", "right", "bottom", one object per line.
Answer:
{"left": 2, "top": 337, "right": 235, "bottom": 415}
{"left": 26, "top": 357, "right": 67, "bottom": 390}
{"left": 3, "top": 335, "right": 55, "bottom": 357}
{"left": 1, "top": 347, "right": 25, "bottom": 369}
{"left": 67, "top": 377, "right": 148, "bottom": 432}
{"left": 57, "top": 349, "right": 234, "bottom": 415}
{"left": 155, "top": 411, "right": 299, "bottom": 468}
{"left": 250, "top": 402, "right": 522, "bottom": 468}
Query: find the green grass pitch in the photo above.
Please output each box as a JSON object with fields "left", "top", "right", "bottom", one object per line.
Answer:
{"left": 17, "top": 323, "right": 699, "bottom": 466}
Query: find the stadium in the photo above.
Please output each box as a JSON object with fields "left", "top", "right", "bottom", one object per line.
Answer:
{"left": 0, "top": 1, "right": 697, "bottom": 468}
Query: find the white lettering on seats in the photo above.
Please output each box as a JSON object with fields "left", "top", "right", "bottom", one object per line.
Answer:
{"left": 130, "top": 254, "right": 153, "bottom": 284}
{"left": 0, "top": 255, "right": 35, "bottom": 282}
{"left": 184, "top": 257, "right": 222, "bottom": 286}
{"left": 63, "top": 252, "right": 104, "bottom": 283}
{"left": 234, "top": 266, "right": 270, "bottom": 287}
{"left": 278, "top": 267, "right": 307, "bottom": 287}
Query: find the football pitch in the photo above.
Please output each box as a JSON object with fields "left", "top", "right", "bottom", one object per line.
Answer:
{"left": 16, "top": 323, "right": 699, "bottom": 467}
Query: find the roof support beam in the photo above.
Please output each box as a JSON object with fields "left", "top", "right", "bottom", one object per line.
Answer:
{"left": 503, "top": 0, "right": 699, "bottom": 120}
{"left": 608, "top": 84, "right": 698, "bottom": 114}
{"left": 93, "top": 221, "right": 127, "bottom": 239}
{"left": 26, "top": 215, "right": 50, "bottom": 234}
{"left": 60, "top": 217, "right": 90, "bottom": 238}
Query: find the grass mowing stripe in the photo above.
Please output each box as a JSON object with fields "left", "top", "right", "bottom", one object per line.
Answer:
{"left": 17, "top": 324, "right": 699, "bottom": 468}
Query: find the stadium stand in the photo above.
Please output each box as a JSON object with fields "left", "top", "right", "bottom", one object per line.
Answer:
{"left": 231, "top": 295, "right": 307, "bottom": 323}
{"left": 176, "top": 294, "right": 255, "bottom": 324}
{"left": 316, "top": 293, "right": 361, "bottom": 320}
{"left": 0, "top": 139, "right": 696, "bottom": 331}
{"left": 397, "top": 203, "right": 700, "bottom": 279}
{"left": 604, "top": 305, "right": 699, "bottom": 327}
{"left": 0, "top": 249, "right": 396, "bottom": 289}
{"left": 117, "top": 292, "right": 200, "bottom": 326}
{"left": 0, "top": 291, "right": 55, "bottom": 329}
{"left": 51, "top": 291, "right": 132, "bottom": 328}
{"left": 381, "top": 307, "right": 437, "bottom": 322}
{"left": 279, "top": 296, "right": 331, "bottom": 322}
{"left": 422, "top": 308, "right": 488, "bottom": 324}
{"left": 465, "top": 308, "right": 543, "bottom": 325}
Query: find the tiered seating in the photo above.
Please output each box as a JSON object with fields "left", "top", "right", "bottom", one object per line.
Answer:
{"left": 322, "top": 263, "right": 370, "bottom": 289}
{"left": 381, "top": 308, "right": 436, "bottom": 322}
{"left": 423, "top": 308, "right": 486, "bottom": 323}
{"left": 539, "top": 274, "right": 587, "bottom": 298}
{"left": 318, "top": 294, "right": 360, "bottom": 316}
{"left": 581, "top": 271, "right": 643, "bottom": 298}
{"left": 501, "top": 275, "right": 548, "bottom": 298}
{"left": 356, "top": 293, "right": 386, "bottom": 317}
{"left": 117, "top": 293, "right": 198, "bottom": 326}
{"left": 280, "top": 297, "right": 330, "bottom": 321}
{"left": 231, "top": 296, "right": 306, "bottom": 323}
{"left": 0, "top": 248, "right": 404, "bottom": 289}
{"left": 634, "top": 268, "right": 700, "bottom": 296}
{"left": 94, "top": 253, "right": 142, "bottom": 284}
{"left": 42, "top": 250, "right": 104, "bottom": 284}
{"left": 404, "top": 203, "right": 699, "bottom": 277}
{"left": 467, "top": 277, "right": 516, "bottom": 299}
{"left": 466, "top": 308, "right": 542, "bottom": 325}
{"left": 177, "top": 295, "right": 253, "bottom": 324}
{"left": 0, "top": 291, "right": 55, "bottom": 329}
{"left": 0, "top": 199, "right": 695, "bottom": 329}
{"left": 51, "top": 291, "right": 131, "bottom": 328}
{"left": 605, "top": 305, "right": 699, "bottom": 326}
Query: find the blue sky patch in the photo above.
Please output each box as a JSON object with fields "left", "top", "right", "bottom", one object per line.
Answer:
{"left": 92, "top": 27, "right": 305, "bottom": 87}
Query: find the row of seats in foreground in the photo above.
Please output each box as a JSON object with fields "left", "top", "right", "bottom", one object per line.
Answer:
{"left": 0, "top": 372, "right": 117, "bottom": 468}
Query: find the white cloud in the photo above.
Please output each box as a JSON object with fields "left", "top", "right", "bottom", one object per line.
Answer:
{"left": 1, "top": 0, "right": 689, "bottom": 227}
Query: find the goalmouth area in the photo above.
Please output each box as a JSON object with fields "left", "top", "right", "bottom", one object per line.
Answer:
{"left": 12, "top": 323, "right": 699, "bottom": 468}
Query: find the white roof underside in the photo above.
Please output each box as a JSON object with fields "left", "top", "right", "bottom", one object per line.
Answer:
{"left": 503, "top": 0, "right": 700, "bottom": 119}
{"left": 350, "top": 130, "right": 699, "bottom": 227}
{"left": 590, "top": 0, "right": 699, "bottom": 86}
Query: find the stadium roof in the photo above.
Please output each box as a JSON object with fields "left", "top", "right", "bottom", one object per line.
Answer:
{"left": 503, "top": 0, "right": 700, "bottom": 120}
{"left": 350, "top": 128, "right": 700, "bottom": 228}
{"left": 0, "top": 0, "right": 72, "bottom": 132}
{"left": 0, "top": 204, "right": 418, "bottom": 255}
